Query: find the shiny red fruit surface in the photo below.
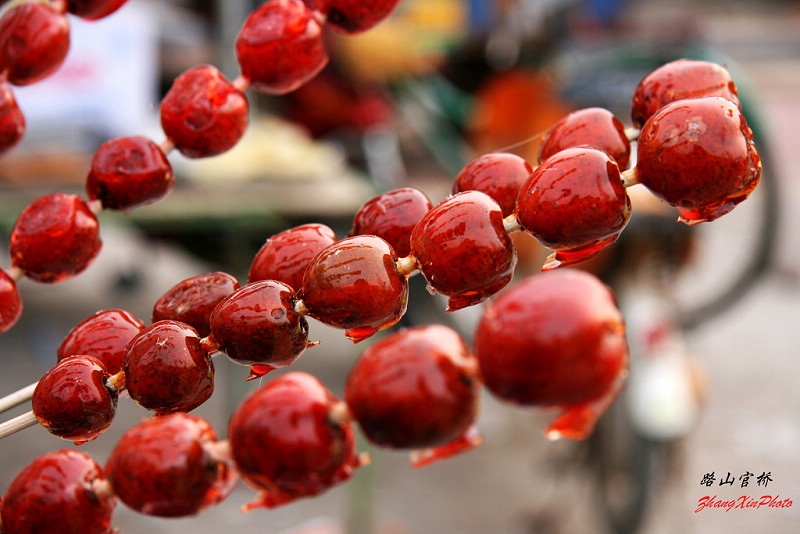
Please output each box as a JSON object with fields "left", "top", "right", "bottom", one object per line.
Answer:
{"left": 298, "top": 235, "right": 408, "bottom": 342}
{"left": 152, "top": 271, "right": 239, "bottom": 338}
{"left": 538, "top": 107, "right": 631, "bottom": 169}
{"left": 349, "top": 187, "right": 433, "bottom": 258}
{"left": 0, "top": 2, "right": 69, "bottom": 86}
{"left": 303, "top": 0, "right": 402, "bottom": 33}
{"left": 631, "top": 58, "right": 740, "bottom": 128}
{"left": 32, "top": 355, "right": 118, "bottom": 443}
{"left": 123, "top": 320, "right": 214, "bottom": 414}
{"left": 0, "top": 82, "right": 25, "bottom": 155}
{"left": 236, "top": 0, "right": 328, "bottom": 94}
{"left": 106, "top": 413, "right": 236, "bottom": 518}
{"left": 345, "top": 325, "right": 480, "bottom": 458}
{"left": 474, "top": 270, "right": 628, "bottom": 439}
{"left": 66, "top": 0, "right": 128, "bottom": 20}
{"left": 0, "top": 269, "right": 22, "bottom": 334}
{"left": 515, "top": 147, "right": 630, "bottom": 270}
{"left": 86, "top": 136, "right": 174, "bottom": 211}
{"left": 636, "top": 96, "right": 761, "bottom": 224}
{"left": 10, "top": 193, "right": 102, "bottom": 283}
{"left": 160, "top": 64, "right": 249, "bottom": 158}
{"left": 229, "top": 372, "right": 367, "bottom": 510}
{"left": 209, "top": 280, "right": 310, "bottom": 378}
{"left": 57, "top": 309, "right": 145, "bottom": 374}
{"left": 0, "top": 449, "right": 116, "bottom": 534}
{"left": 248, "top": 223, "right": 337, "bottom": 290}
{"left": 410, "top": 191, "right": 516, "bottom": 311}
{"left": 451, "top": 153, "right": 533, "bottom": 218}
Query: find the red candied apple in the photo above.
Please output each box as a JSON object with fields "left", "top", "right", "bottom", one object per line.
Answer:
{"left": 515, "top": 146, "right": 630, "bottom": 270}
{"left": 451, "top": 153, "right": 533, "bottom": 218}
{"left": 66, "top": 0, "right": 128, "bottom": 20}
{"left": 631, "top": 58, "right": 740, "bottom": 128}
{"left": 345, "top": 324, "right": 481, "bottom": 467}
{"left": 0, "top": 449, "right": 116, "bottom": 534}
{"left": 410, "top": 191, "right": 516, "bottom": 311}
{"left": 86, "top": 136, "right": 174, "bottom": 211}
{"left": 152, "top": 271, "right": 239, "bottom": 338}
{"left": 160, "top": 64, "right": 249, "bottom": 158}
{"left": 303, "top": 0, "right": 402, "bottom": 33}
{"left": 228, "top": 371, "right": 368, "bottom": 510}
{"left": 32, "top": 355, "right": 118, "bottom": 443}
{"left": 123, "top": 320, "right": 214, "bottom": 414}
{"left": 236, "top": 0, "right": 328, "bottom": 94}
{"left": 635, "top": 96, "right": 761, "bottom": 224}
{"left": 474, "top": 269, "right": 628, "bottom": 440}
{"left": 349, "top": 187, "right": 433, "bottom": 258}
{"left": 0, "top": 82, "right": 24, "bottom": 155}
{"left": 105, "top": 412, "right": 236, "bottom": 517}
{"left": 0, "top": 268, "right": 22, "bottom": 334}
{"left": 248, "top": 223, "right": 337, "bottom": 290}
{"left": 538, "top": 107, "right": 631, "bottom": 169}
{"left": 0, "top": 2, "right": 70, "bottom": 86}
{"left": 298, "top": 235, "right": 409, "bottom": 342}
{"left": 57, "top": 309, "right": 145, "bottom": 374}
{"left": 9, "top": 193, "right": 102, "bottom": 283}
{"left": 209, "top": 280, "right": 311, "bottom": 379}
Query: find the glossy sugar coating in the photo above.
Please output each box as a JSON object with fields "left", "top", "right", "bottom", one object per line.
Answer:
{"left": 636, "top": 96, "right": 761, "bottom": 224}
{"left": 515, "top": 146, "right": 630, "bottom": 270}
{"left": 410, "top": 191, "right": 516, "bottom": 311}
{"left": 538, "top": 107, "right": 631, "bottom": 169}
{"left": 298, "top": 235, "right": 409, "bottom": 342}
{"left": 105, "top": 413, "right": 236, "bottom": 518}
{"left": 631, "top": 58, "right": 740, "bottom": 128}
{"left": 152, "top": 271, "right": 240, "bottom": 338}
{"left": 209, "top": 280, "right": 310, "bottom": 378}
{"left": 451, "top": 153, "right": 533, "bottom": 218}
{"left": 236, "top": 0, "right": 328, "bottom": 94}
{"left": 349, "top": 187, "right": 433, "bottom": 258}
{"left": 229, "top": 372, "right": 367, "bottom": 510}
{"left": 86, "top": 136, "right": 174, "bottom": 210}
{"left": 10, "top": 193, "right": 102, "bottom": 283}
{"left": 160, "top": 64, "right": 249, "bottom": 158}
{"left": 345, "top": 325, "right": 481, "bottom": 458}
{"left": 248, "top": 223, "right": 337, "bottom": 290}
{"left": 303, "top": 0, "right": 402, "bottom": 33}
{"left": 0, "top": 268, "right": 22, "bottom": 334}
{"left": 0, "top": 2, "right": 70, "bottom": 86}
{"left": 0, "top": 82, "right": 25, "bottom": 155}
{"left": 474, "top": 270, "right": 628, "bottom": 439}
{"left": 0, "top": 449, "right": 116, "bottom": 534}
{"left": 66, "top": 0, "right": 128, "bottom": 20}
{"left": 32, "top": 355, "right": 118, "bottom": 443}
{"left": 123, "top": 320, "right": 214, "bottom": 414}
{"left": 57, "top": 309, "right": 145, "bottom": 374}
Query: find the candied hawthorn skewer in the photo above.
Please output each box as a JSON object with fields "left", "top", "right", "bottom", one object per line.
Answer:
{"left": 474, "top": 269, "right": 629, "bottom": 440}
{"left": 32, "top": 355, "right": 120, "bottom": 444}
{"left": 105, "top": 412, "right": 236, "bottom": 518}
{"left": 228, "top": 371, "right": 369, "bottom": 511}
{"left": 345, "top": 324, "right": 482, "bottom": 467}
{"left": 303, "top": 0, "right": 403, "bottom": 34}
{"left": 66, "top": 0, "right": 129, "bottom": 21}
{"left": 209, "top": 279, "right": 313, "bottom": 379}
{"left": 298, "top": 235, "right": 410, "bottom": 342}
{"left": 57, "top": 309, "right": 146, "bottom": 374}
{"left": 0, "top": 82, "right": 25, "bottom": 155}
{"left": 0, "top": 2, "right": 70, "bottom": 86}
{"left": 410, "top": 190, "right": 517, "bottom": 311}
{"left": 0, "top": 449, "right": 116, "bottom": 534}
{"left": 451, "top": 153, "right": 533, "bottom": 218}
{"left": 0, "top": 268, "right": 22, "bottom": 335}
{"left": 514, "top": 146, "right": 632, "bottom": 270}
{"left": 633, "top": 95, "right": 761, "bottom": 224}
{"left": 538, "top": 107, "right": 631, "bottom": 169}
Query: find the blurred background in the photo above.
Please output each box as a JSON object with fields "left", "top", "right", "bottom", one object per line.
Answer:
{"left": 1, "top": 0, "right": 799, "bottom": 533}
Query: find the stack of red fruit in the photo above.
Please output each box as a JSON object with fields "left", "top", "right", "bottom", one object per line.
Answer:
{"left": 0, "top": 0, "right": 761, "bottom": 532}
